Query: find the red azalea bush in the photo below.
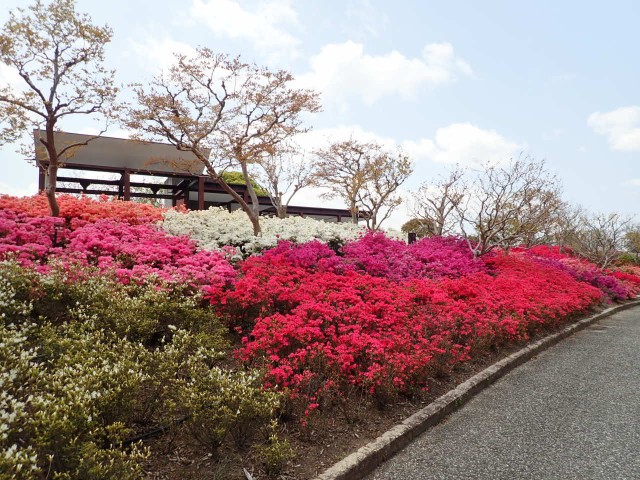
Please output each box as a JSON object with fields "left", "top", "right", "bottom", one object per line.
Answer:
{"left": 0, "top": 193, "right": 164, "bottom": 226}
{"left": 609, "top": 270, "right": 640, "bottom": 285}
{"left": 214, "top": 250, "right": 603, "bottom": 412}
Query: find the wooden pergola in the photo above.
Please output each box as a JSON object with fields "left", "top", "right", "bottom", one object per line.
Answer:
{"left": 34, "top": 131, "right": 360, "bottom": 223}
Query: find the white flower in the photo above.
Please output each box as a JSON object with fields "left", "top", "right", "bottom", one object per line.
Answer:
{"left": 161, "top": 207, "right": 365, "bottom": 255}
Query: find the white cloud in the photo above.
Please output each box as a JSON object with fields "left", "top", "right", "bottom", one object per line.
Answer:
{"left": 403, "top": 123, "right": 523, "bottom": 166}
{"left": 190, "top": 0, "right": 300, "bottom": 61}
{"left": 295, "top": 125, "right": 397, "bottom": 152}
{"left": 297, "top": 41, "right": 472, "bottom": 105}
{"left": 588, "top": 106, "right": 640, "bottom": 152}
{"left": 0, "top": 181, "right": 37, "bottom": 197}
{"left": 130, "top": 36, "right": 197, "bottom": 73}
{"left": 626, "top": 178, "right": 640, "bottom": 187}
{"left": 297, "top": 123, "right": 521, "bottom": 168}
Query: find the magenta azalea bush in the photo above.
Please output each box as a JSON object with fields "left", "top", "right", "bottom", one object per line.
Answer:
{"left": 341, "top": 232, "right": 486, "bottom": 280}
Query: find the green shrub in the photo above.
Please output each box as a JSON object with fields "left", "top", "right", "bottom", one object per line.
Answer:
{"left": 173, "top": 361, "right": 283, "bottom": 454}
{"left": 258, "top": 421, "right": 293, "bottom": 477}
{"left": 0, "top": 323, "right": 148, "bottom": 479}
{"left": 0, "top": 261, "right": 233, "bottom": 478}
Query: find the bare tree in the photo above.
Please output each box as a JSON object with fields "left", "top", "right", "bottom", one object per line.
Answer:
{"left": 571, "top": 212, "right": 634, "bottom": 269}
{"left": 543, "top": 202, "right": 585, "bottom": 252}
{"left": 124, "top": 49, "right": 321, "bottom": 235}
{"left": 314, "top": 137, "right": 373, "bottom": 224}
{"left": 256, "top": 146, "right": 317, "bottom": 218}
{"left": 625, "top": 227, "right": 640, "bottom": 262}
{"left": 355, "top": 148, "right": 412, "bottom": 230}
{"left": 0, "top": 0, "right": 118, "bottom": 216}
{"left": 314, "top": 137, "right": 413, "bottom": 228}
{"left": 456, "top": 157, "right": 563, "bottom": 257}
{"left": 409, "top": 167, "right": 466, "bottom": 236}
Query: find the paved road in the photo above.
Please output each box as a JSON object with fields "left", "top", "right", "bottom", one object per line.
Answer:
{"left": 367, "top": 307, "right": 640, "bottom": 480}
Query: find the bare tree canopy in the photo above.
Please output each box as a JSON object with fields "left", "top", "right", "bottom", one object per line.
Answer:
{"left": 458, "top": 157, "right": 564, "bottom": 256}
{"left": 570, "top": 212, "right": 634, "bottom": 269}
{"left": 625, "top": 227, "right": 640, "bottom": 261}
{"left": 314, "top": 137, "right": 413, "bottom": 229}
{"left": 409, "top": 167, "right": 466, "bottom": 236}
{"left": 255, "top": 145, "right": 317, "bottom": 218}
{"left": 123, "top": 48, "right": 321, "bottom": 235}
{"left": 0, "top": 0, "right": 118, "bottom": 216}
{"left": 413, "top": 157, "right": 563, "bottom": 255}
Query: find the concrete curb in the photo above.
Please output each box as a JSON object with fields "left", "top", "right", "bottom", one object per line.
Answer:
{"left": 313, "top": 300, "right": 640, "bottom": 480}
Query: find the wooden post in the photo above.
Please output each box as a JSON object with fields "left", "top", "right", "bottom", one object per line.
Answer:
{"left": 38, "top": 165, "right": 46, "bottom": 192}
{"left": 198, "top": 176, "right": 205, "bottom": 210}
{"left": 183, "top": 182, "right": 189, "bottom": 209}
{"left": 123, "top": 169, "right": 131, "bottom": 201}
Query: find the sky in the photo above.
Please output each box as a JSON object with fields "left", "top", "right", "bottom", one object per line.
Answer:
{"left": 1, "top": 0, "right": 639, "bottom": 229}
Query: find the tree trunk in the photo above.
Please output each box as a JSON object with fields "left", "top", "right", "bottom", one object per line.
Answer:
{"left": 350, "top": 202, "right": 358, "bottom": 224}
{"left": 203, "top": 163, "right": 262, "bottom": 237}
{"left": 276, "top": 204, "right": 287, "bottom": 219}
{"left": 45, "top": 158, "right": 60, "bottom": 217}
{"left": 249, "top": 212, "right": 262, "bottom": 236}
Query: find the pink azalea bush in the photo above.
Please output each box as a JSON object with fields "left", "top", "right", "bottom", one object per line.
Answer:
{"left": 0, "top": 208, "right": 235, "bottom": 292}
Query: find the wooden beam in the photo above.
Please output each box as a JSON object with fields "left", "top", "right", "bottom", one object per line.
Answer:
{"left": 56, "top": 187, "right": 175, "bottom": 199}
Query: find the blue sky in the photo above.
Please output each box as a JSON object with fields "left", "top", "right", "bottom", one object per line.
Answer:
{"left": 1, "top": 0, "right": 639, "bottom": 228}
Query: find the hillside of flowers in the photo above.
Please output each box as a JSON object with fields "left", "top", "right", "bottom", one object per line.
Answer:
{"left": 1, "top": 194, "right": 639, "bottom": 479}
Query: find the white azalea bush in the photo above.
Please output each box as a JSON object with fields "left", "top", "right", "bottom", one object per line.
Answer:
{"left": 0, "top": 320, "right": 149, "bottom": 480}
{"left": 161, "top": 207, "right": 366, "bottom": 255}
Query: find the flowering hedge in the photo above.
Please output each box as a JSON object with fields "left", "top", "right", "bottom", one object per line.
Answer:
{"left": 518, "top": 245, "right": 638, "bottom": 300}
{"left": 0, "top": 208, "right": 235, "bottom": 292}
{"left": 341, "top": 232, "right": 486, "bottom": 280}
{"left": 2, "top": 193, "right": 639, "bottom": 422}
{"left": 162, "top": 207, "right": 365, "bottom": 255}
{"left": 212, "top": 247, "right": 606, "bottom": 410}
{"left": 0, "top": 193, "right": 164, "bottom": 226}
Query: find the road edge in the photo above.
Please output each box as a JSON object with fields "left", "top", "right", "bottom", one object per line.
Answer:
{"left": 313, "top": 299, "right": 640, "bottom": 480}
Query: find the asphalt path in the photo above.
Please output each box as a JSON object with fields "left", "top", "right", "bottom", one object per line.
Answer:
{"left": 367, "top": 307, "right": 640, "bottom": 480}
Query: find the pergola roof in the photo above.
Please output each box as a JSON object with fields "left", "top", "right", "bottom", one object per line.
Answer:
{"left": 33, "top": 130, "right": 205, "bottom": 175}
{"left": 33, "top": 130, "right": 360, "bottom": 222}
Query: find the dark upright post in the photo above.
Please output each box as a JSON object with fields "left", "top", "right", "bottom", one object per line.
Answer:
{"left": 123, "top": 169, "right": 131, "bottom": 201}
{"left": 198, "top": 176, "right": 205, "bottom": 210}
{"left": 408, "top": 232, "right": 417, "bottom": 244}
{"left": 38, "top": 166, "right": 46, "bottom": 192}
